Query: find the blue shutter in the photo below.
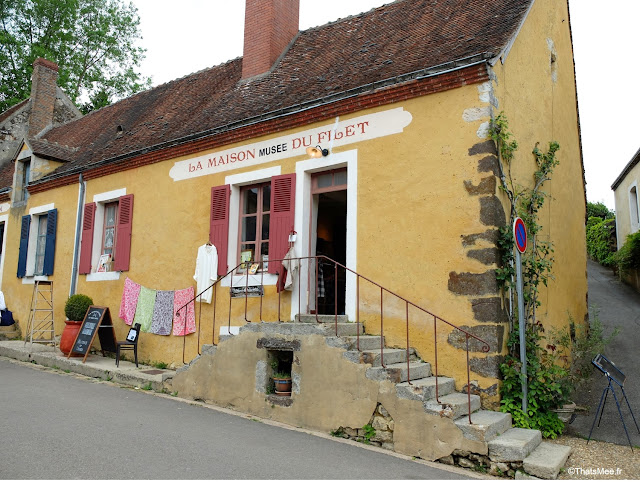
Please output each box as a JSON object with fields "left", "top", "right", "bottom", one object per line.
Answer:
{"left": 17, "top": 215, "right": 30, "bottom": 278}
{"left": 42, "top": 208, "right": 57, "bottom": 276}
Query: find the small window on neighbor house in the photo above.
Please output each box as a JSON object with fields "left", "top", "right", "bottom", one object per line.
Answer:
{"left": 14, "top": 159, "right": 31, "bottom": 203}
{"left": 630, "top": 186, "right": 639, "bottom": 227}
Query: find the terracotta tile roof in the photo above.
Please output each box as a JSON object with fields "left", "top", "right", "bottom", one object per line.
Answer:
{"left": 28, "top": 138, "right": 75, "bottom": 162}
{"left": 21, "top": 0, "right": 531, "bottom": 185}
{"left": 0, "top": 161, "right": 15, "bottom": 193}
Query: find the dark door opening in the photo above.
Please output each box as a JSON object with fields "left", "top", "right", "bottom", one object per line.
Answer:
{"left": 315, "top": 190, "right": 347, "bottom": 315}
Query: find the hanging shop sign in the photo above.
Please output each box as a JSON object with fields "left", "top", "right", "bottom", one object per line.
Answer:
{"left": 169, "top": 107, "right": 413, "bottom": 181}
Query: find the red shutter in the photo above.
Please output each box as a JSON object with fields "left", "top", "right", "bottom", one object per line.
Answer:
{"left": 79, "top": 203, "right": 96, "bottom": 274}
{"left": 268, "top": 174, "right": 295, "bottom": 274}
{"left": 210, "top": 185, "right": 230, "bottom": 276}
{"left": 114, "top": 194, "right": 134, "bottom": 272}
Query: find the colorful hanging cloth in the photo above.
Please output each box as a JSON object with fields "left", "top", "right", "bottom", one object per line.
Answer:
{"left": 173, "top": 286, "right": 196, "bottom": 336}
{"left": 134, "top": 285, "right": 156, "bottom": 333}
{"left": 151, "top": 290, "right": 174, "bottom": 335}
{"left": 119, "top": 277, "right": 141, "bottom": 326}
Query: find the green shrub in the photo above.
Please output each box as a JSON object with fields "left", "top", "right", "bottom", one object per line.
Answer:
{"left": 586, "top": 217, "right": 617, "bottom": 266}
{"left": 64, "top": 294, "right": 94, "bottom": 321}
{"left": 500, "top": 321, "right": 568, "bottom": 439}
{"left": 612, "top": 231, "right": 640, "bottom": 273}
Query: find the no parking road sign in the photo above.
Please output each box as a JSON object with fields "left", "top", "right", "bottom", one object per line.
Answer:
{"left": 514, "top": 217, "right": 527, "bottom": 253}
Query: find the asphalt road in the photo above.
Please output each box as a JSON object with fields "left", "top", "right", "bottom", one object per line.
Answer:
{"left": 567, "top": 260, "right": 640, "bottom": 446}
{"left": 0, "top": 358, "right": 472, "bottom": 480}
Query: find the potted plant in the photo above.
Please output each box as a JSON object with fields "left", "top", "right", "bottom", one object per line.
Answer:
{"left": 270, "top": 359, "right": 292, "bottom": 396}
{"left": 273, "top": 372, "right": 292, "bottom": 396}
{"left": 59, "top": 294, "right": 93, "bottom": 355}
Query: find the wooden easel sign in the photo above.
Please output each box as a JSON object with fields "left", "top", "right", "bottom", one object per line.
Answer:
{"left": 67, "top": 306, "right": 117, "bottom": 363}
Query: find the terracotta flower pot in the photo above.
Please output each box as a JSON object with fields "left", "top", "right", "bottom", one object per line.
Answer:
{"left": 59, "top": 320, "right": 83, "bottom": 356}
{"left": 273, "top": 377, "right": 292, "bottom": 396}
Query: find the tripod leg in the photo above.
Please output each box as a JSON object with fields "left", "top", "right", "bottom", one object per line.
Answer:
{"left": 610, "top": 386, "right": 634, "bottom": 452}
{"left": 621, "top": 386, "right": 640, "bottom": 433}
{"left": 588, "top": 385, "right": 609, "bottom": 444}
{"left": 597, "top": 385, "right": 610, "bottom": 428}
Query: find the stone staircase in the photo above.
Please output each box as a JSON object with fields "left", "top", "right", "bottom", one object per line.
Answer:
{"left": 291, "top": 314, "right": 572, "bottom": 479}
{"left": 0, "top": 321, "right": 21, "bottom": 341}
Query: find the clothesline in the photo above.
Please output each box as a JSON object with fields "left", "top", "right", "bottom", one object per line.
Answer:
{"left": 119, "top": 277, "right": 196, "bottom": 336}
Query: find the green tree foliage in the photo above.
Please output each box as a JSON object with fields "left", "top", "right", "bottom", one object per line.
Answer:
{"left": 586, "top": 201, "right": 614, "bottom": 220}
{"left": 0, "top": 0, "right": 150, "bottom": 113}
{"left": 612, "top": 231, "right": 640, "bottom": 273}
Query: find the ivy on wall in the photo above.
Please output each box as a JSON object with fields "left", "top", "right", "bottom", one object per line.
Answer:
{"left": 489, "top": 112, "right": 569, "bottom": 438}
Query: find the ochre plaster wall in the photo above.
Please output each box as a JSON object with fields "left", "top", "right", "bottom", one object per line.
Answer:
{"left": 489, "top": 0, "right": 588, "bottom": 334}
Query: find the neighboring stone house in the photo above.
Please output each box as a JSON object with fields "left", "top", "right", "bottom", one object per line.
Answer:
{"left": 0, "top": 0, "right": 586, "bottom": 463}
{"left": 612, "top": 147, "right": 640, "bottom": 248}
{"left": 612, "top": 147, "right": 640, "bottom": 291}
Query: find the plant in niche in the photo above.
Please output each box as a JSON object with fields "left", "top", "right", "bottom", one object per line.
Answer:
{"left": 490, "top": 112, "right": 572, "bottom": 438}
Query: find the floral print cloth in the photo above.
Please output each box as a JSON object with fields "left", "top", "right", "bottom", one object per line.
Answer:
{"left": 173, "top": 287, "right": 196, "bottom": 336}
{"left": 151, "top": 290, "right": 174, "bottom": 335}
{"left": 134, "top": 285, "right": 156, "bottom": 333}
{"left": 119, "top": 277, "right": 141, "bottom": 326}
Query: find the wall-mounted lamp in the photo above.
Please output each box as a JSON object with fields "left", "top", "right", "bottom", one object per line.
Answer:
{"left": 306, "top": 145, "right": 329, "bottom": 158}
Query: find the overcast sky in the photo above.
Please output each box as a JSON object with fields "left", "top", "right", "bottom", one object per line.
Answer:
{"left": 131, "top": 0, "right": 640, "bottom": 210}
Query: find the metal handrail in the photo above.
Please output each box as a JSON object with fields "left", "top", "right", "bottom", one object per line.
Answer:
{"left": 176, "top": 254, "right": 491, "bottom": 423}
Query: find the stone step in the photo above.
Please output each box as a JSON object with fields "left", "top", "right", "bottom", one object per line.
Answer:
{"left": 295, "top": 314, "right": 349, "bottom": 324}
{"left": 523, "top": 442, "right": 572, "bottom": 479}
{"left": 488, "top": 428, "right": 542, "bottom": 462}
{"left": 396, "top": 376, "right": 456, "bottom": 402}
{"left": 366, "top": 361, "right": 431, "bottom": 383}
{"left": 319, "top": 322, "right": 363, "bottom": 337}
{"left": 454, "top": 410, "right": 512, "bottom": 442}
{"left": 424, "top": 392, "right": 481, "bottom": 419}
{"left": 344, "top": 348, "right": 414, "bottom": 367}
{"left": 342, "top": 335, "right": 384, "bottom": 351}
{"left": 0, "top": 325, "right": 20, "bottom": 340}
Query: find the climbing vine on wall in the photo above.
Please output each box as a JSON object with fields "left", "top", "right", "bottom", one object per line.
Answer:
{"left": 489, "top": 112, "right": 568, "bottom": 438}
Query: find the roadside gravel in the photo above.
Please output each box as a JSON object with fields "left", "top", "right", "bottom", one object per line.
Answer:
{"left": 549, "top": 435, "right": 640, "bottom": 480}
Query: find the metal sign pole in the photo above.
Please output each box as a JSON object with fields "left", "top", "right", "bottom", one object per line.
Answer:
{"left": 513, "top": 217, "right": 528, "bottom": 415}
{"left": 515, "top": 248, "right": 527, "bottom": 414}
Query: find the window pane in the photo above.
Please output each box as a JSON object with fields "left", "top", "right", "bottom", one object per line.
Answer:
{"left": 105, "top": 205, "right": 116, "bottom": 226}
{"left": 317, "top": 173, "right": 332, "bottom": 188}
{"left": 240, "top": 244, "right": 254, "bottom": 263}
{"left": 243, "top": 188, "right": 258, "bottom": 214}
{"left": 262, "top": 184, "right": 271, "bottom": 212}
{"left": 38, "top": 215, "right": 47, "bottom": 235}
{"left": 104, "top": 227, "right": 115, "bottom": 249}
{"left": 334, "top": 170, "right": 347, "bottom": 186}
{"left": 242, "top": 216, "right": 257, "bottom": 242}
{"left": 261, "top": 214, "right": 270, "bottom": 241}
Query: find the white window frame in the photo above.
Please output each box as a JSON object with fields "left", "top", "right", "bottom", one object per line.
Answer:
{"left": 86, "top": 188, "right": 126, "bottom": 282}
{"left": 629, "top": 182, "right": 639, "bottom": 233}
{"left": 21, "top": 202, "right": 54, "bottom": 284}
{"left": 223, "top": 166, "right": 281, "bottom": 287}
{"left": 294, "top": 149, "right": 358, "bottom": 321}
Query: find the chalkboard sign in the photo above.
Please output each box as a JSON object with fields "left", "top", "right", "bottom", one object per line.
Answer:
{"left": 67, "top": 306, "right": 117, "bottom": 363}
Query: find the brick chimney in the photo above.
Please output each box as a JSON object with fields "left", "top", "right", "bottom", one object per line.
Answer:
{"left": 242, "top": 0, "right": 299, "bottom": 79}
{"left": 29, "top": 58, "right": 59, "bottom": 137}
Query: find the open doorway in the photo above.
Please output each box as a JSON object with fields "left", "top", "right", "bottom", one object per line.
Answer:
{"left": 311, "top": 169, "right": 347, "bottom": 315}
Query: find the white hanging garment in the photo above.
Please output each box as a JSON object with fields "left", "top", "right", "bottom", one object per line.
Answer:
{"left": 193, "top": 244, "right": 218, "bottom": 303}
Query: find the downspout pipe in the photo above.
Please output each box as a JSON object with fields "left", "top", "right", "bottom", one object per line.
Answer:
{"left": 69, "top": 173, "right": 85, "bottom": 297}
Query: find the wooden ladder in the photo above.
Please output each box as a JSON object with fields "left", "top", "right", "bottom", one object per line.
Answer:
{"left": 24, "top": 280, "right": 56, "bottom": 349}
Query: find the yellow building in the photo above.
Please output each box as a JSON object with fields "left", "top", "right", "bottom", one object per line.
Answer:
{"left": 0, "top": 0, "right": 586, "bottom": 415}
